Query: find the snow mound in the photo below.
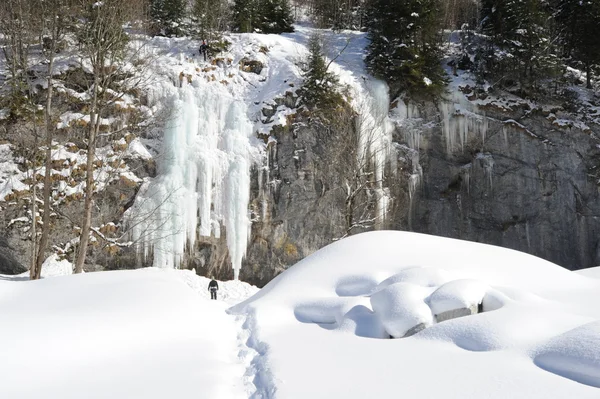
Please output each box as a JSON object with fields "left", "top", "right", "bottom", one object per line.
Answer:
{"left": 39, "top": 254, "right": 73, "bottom": 277}
{"left": 535, "top": 321, "right": 600, "bottom": 388}
{"left": 370, "top": 282, "right": 434, "bottom": 337}
{"left": 232, "top": 231, "right": 600, "bottom": 398}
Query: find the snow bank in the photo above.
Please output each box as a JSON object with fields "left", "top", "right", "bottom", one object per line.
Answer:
{"left": 232, "top": 231, "right": 600, "bottom": 398}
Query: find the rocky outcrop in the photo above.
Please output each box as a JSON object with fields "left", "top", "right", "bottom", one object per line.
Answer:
{"left": 0, "top": 235, "right": 26, "bottom": 275}
{"left": 240, "top": 91, "right": 600, "bottom": 285}
{"left": 400, "top": 100, "right": 600, "bottom": 272}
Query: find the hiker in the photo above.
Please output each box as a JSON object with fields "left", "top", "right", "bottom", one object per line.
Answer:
{"left": 208, "top": 277, "right": 219, "bottom": 300}
{"left": 199, "top": 40, "right": 209, "bottom": 62}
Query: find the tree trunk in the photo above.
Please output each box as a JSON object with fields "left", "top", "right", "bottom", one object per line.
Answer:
{"left": 33, "top": 36, "right": 56, "bottom": 280}
{"left": 74, "top": 75, "right": 100, "bottom": 274}
{"left": 29, "top": 182, "right": 37, "bottom": 279}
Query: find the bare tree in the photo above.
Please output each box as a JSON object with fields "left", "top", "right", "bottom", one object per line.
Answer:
{"left": 73, "top": 0, "right": 147, "bottom": 273}
{"left": 30, "top": 0, "right": 75, "bottom": 279}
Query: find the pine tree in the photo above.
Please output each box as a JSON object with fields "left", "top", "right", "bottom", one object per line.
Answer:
{"left": 232, "top": 0, "right": 294, "bottom": 33}
{"left": 150, "top": 0, "right": 186, "bottom": 36}
{"left": 554, "top": 0, "right": 600, "bottom": 88}
{"left": 301, "top": 34, "right": 342, "bottom": 110}
{"left": 232, "top": 0, "right": 256, "bottom": 32}
{"left": 193, "top": 0, "right": 230, "bottom": 41}
{"left": 479, "top": 0, "right": 557, "bottom": 94}
{"left": 365, "top": 0, "right": 445, "bottom": 97}
{"left": 258, "top": 0, "right": 294, "bottom": 33}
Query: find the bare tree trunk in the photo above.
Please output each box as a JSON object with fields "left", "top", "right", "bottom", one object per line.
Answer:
{"left": 29, "top": 183, "right": 37, "bottom": 279}
{"left": 74, "top": 76, "right": 99, "bottom": 274}
{"left": 34, "top": 43, "right": 57, "bottom": 280}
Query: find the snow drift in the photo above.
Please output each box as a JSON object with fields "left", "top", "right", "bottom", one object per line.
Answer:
{"left": 231, "top": 230, "right": 600, "bottom": 398}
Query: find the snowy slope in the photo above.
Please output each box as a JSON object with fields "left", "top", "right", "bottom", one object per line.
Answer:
{"left": 231, "top": 230, "right": 600, "bottom": 398}
{"left": 0, "top": 268, "right": 258, "bottom": 399}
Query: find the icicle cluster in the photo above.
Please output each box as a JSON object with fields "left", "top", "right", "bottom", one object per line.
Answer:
{"left": 127, "top": 81, "right": 259, "bottom": 280}
{"left": 440, "top": 92, "right": 488, "bottom": 154}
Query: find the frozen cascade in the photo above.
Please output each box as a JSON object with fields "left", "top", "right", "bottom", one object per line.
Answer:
{"left": 127, "top": 81, "right": 260, "bottom": 280}
{"left": 394, "top": 98, "right": 423, "bottom": 229}
{"left": 440, "top": 91, "right": 489, "bottom": 154}
{"left": 355, "top": 80, "right": 394, "bottom": 228}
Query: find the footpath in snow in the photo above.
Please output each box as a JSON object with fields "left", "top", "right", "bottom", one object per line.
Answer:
{"left": 0, "top": 268, "right": 258, "bottom": 399}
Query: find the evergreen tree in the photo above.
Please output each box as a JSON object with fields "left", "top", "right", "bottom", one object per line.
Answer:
{"left": 258, "top": 0, "right": 294, "bottom": 33}
{"left": 479, "top": 0, "right": 557, "bottom": 94}
{"left": 301, "top": 34, "right": 342, "bottom": 110}
{"left": 232, "top": 0, "right": 256, "bottom": 32}
{"left": 193, "top": 0, "right": 230, "bottom": 41}
{"left": 365, "top": 0, "right": 445, "bottom": 97}
{"left": 232, "top": 0, "right": 294, "bottom": 33}
{"left": 554, "top": 0, "right": 600, "bottom": 88}
{"left": 150, "top": 0, "right": 186, "bottom": 36}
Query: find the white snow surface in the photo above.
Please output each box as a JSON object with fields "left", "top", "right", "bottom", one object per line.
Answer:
{"left": 2, "top": 231, "right": 600, "bottom": 398}
{"left": 231, "top": 230, "right": 600, "bottom": 398}
{"left": 0, "top": 267, "right": 258, "bottom": 399}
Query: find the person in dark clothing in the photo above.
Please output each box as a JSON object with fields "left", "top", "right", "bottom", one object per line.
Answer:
{"left": 208, "top": 277, "right": 219, "bottom": 300}
{"left": 199, "top": 40, "right": 209, "bottom": 62}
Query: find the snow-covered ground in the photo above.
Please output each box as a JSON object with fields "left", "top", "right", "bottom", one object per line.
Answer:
{"left": 231, "top": 231, "right": 600, "bottom": 398}
{"left": 2, "top": 231, "right": 600, "bottom": 398}
{"left": 0, "top": 267, "right": 259, "bottom": 399}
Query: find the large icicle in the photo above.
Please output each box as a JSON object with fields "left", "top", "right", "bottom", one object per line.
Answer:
{"left": 127, "top": 80, "right": 256, "bottom": 279}
{"left": 440, "top": 91, "right": 489, "bottom": 154}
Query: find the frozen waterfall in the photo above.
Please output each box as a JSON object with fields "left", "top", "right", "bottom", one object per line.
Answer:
{"left": 127, "top": 80, "right": 259, "bottom": 280}
{"left": 355, "top": 80, "right": 394, "bottom": 228}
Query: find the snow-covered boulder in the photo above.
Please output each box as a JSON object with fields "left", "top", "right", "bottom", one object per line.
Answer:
{"left": 370, "top": 282, "right": 434, "bottom": 338}
{"left": 428, "top": 279, "right": 489, "bottom": 322}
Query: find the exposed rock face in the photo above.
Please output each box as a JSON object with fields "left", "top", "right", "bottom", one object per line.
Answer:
{"left": 240, "top": 93, "right": 600, "bottom": 285}
{"left": 403, "top": 101, "right": 600, "bottom": 272}
{"left": 0, "top": 235, "right": 26, "bottom": 275}
{"left": 435, "top": 305, "right": 478, "bottom": 323}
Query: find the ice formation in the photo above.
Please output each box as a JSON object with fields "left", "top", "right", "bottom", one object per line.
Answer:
{"left": 355, "top": 80, "right": 394, "bottom": 228}
{"left": 128, "top": 80, "right": 258, "bottom": 280}
{"left": 440, "top": 91, "right": 489, "bottom": 154}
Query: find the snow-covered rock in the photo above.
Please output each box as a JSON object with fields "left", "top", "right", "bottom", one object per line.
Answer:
{"left": 428, "top": 279, "right": 489, "bottom": 321}
{"left": 370, "top": 282, "right": 434, "bottom": 337}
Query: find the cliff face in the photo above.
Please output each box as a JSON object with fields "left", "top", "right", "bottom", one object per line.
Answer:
{"left": 3, "top": 86, "right": 599, "bottom": 284}
{"left": 238, "top": 92, "right": 600, "bottom": 285}
{"left": 405, "top": 101, "right": 600, "bottom": 272}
